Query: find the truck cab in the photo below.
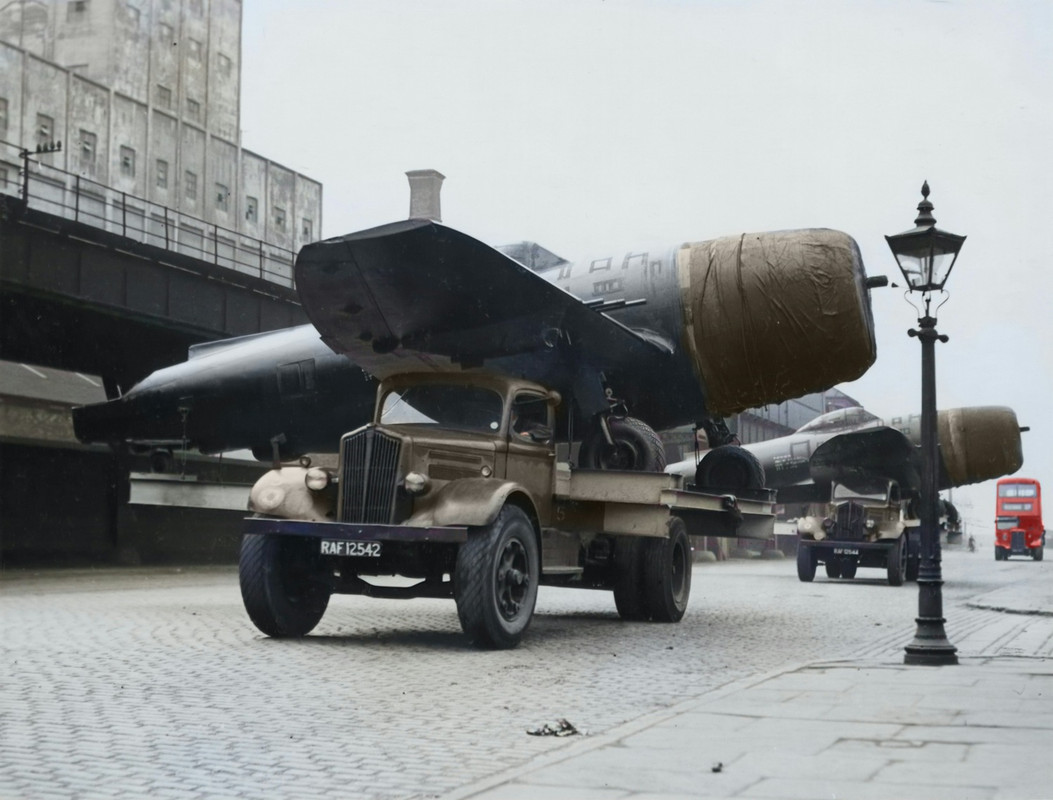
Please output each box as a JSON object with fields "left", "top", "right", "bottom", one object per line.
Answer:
{"left": 795, "top": 477, "right": 920, "bottom": 585}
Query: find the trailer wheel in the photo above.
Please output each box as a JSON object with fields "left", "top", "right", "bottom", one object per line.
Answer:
{"left": 1033, "top": 545, "right": 1044, "bottom": 561}
{"left": 887, "top": 534, "right": 907, "bottom": 586}
{"left": 694, "top": 445, "right": 765, "bottom": 492}
{"left": 612, "top": 537, "right": 647, "bottom": 620}
{"left": 579, "top": 416, "right": 666, "bottom": 472}
{"left": 796, "top": 542, "right": 817, "bottom": 582}
{"left": 840, "top": 558, "right": 858, "bottom": 580}
{"left": 239, "top": 532, "right": 330, "bottom": 637}
{"left": 639, "top": 517, "right": 691, "bottom": 622}
{"left": 824, "top": 558, "right": 842, "bottom": 579}
{"left": 455, "top": 505, "right": 539, "bottom": 649}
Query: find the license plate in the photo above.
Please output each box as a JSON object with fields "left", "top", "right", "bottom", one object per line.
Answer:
{"left": 320, "top": 540, "right": 382, "bottom": 557}
{"left": 833, "top": 548, "right": 859, "bottom": 556}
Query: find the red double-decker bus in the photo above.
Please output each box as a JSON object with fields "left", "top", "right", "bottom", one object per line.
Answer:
{"left": 994, "top": 478, "right": 1045, "bottom": 561}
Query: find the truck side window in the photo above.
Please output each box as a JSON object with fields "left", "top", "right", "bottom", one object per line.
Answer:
{"left": 511, "top": 394, "right": 551, "bottom": 443}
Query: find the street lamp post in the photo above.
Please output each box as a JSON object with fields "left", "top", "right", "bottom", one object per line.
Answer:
{"left": 885, "top": 181, "right": 966, "bottom": 667}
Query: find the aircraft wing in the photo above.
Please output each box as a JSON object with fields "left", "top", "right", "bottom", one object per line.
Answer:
{"left": 295, "top": 220, "right": 670, "bottom": 391}
{"left": 809, "top": 427, "right": 922, "bottom": 492}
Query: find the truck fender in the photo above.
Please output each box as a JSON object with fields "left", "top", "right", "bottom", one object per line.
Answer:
{"left": 248, "top": 466, "right": 335, "bottom": 522}
{"left": 410, "top": 478, "right": 537, "bottom": 529}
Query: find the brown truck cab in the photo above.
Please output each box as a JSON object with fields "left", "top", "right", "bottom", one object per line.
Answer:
{"left": 239, "top": 371, "right": 775, "bottom": 648}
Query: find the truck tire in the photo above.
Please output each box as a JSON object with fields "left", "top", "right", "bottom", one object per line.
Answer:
{"left": 1033, "top": 545, "right": 1044, "bottom": 562}
{"left": 840, "top": 558, "right": 858, "bottom": 580}
{"left": 905, "top": 533, "right": 920, "bottom": 582}
{"left": 887, "top": 534, "right": 907, "bottom": 586}
{"left": 579, "top": 416, "right": 666, "bottom": 472}
{"left": 639, "top": 517, "right": 691, "bottom": 622}
{"left": 612, "top": 536, "right": 647, "bottom": 621}
{"left": 239, "top": 532, "right": 330, "bottom": 637}
{"left": 455, "top": 505, "right": 539, "bottom": 649}
{"left": 796, "top": 542, "right": 817, "bottom": 582}
{"left": 824, "top": 558, "right": 842, "bottom": 579}
{"left": 995, "top": 546, "right": 1005, "bottom": 561}
{"left": 694, "top": 445, "right": 765, "bottom": 492}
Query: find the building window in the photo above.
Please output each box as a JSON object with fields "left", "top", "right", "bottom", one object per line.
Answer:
{"left": 184, "top": 170, "right": 197, "bottom": 200}
{"left": 155, "top": 84, "right": 172, "bottom": 109}
{"left": 156, "top": 159, "right": 168, "bottom": 189}
{"left": 79, "top": 129, "right": 96, "bottom": 165}
{"left": 273, "top": 206, "right": 286, "bottom": 230}
{"left": 301, "top": 218, "right": 312, "bottom": 240}
{"left": 217, "top": 53, "right": 233, "bottom": 76}
{"left": 0, "top": 167, "right": 9, "bottom": 187}
{"left": 188, "top": 39, "right": 202, "bottom": 61}
{"left": 119, "top": 146, "right": 136, "bottom": 178}
{"left": 245, "top": 196, "right": 258, "bottom": 223}
{"left": 0, "top": 98, "right": 8, "bottom": 139}
{"left": 159, "top": 21, "right": 173, "bottom": 44}
{"left": 215, "top": 183, "right": 229, "bottom": 212}
{"left": 186, "top": 97, "right": 201, "bottom": 122}
{"left": 35, "top": 113, "right": 54, "bottom": 146}
{"left": 67, "top": 0, "right": 88, "bottom": 22}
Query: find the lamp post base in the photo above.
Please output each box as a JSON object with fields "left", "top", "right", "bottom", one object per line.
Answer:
{"left": 904, "top": 617, "right": 959, "bottom": 666}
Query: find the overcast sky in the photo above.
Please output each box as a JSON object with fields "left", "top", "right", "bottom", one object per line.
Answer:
{"left": 241, "top": 0, "right": 1051, "bottom": 536}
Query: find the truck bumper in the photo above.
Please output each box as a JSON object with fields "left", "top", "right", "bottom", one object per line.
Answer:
{"left": 244, "top": 516, "right": 468, "bottom": 545}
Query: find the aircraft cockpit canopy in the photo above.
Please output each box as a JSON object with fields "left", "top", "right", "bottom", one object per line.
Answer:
{"left": 796, "top": 406, "right": 881, "bottom": 435}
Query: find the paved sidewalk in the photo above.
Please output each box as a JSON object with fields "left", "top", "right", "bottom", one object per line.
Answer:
{"left": 444, "top": 586, "right": 1053, "bottom": 800}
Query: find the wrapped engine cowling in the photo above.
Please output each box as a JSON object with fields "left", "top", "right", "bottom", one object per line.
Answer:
{"left": 677, "top": 230, "right": 876, "bottom": 416}
{"left": 938, "top": 406, "right": 1024, "bottom": 488}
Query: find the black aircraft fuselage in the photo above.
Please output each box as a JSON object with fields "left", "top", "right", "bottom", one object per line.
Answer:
{"left": 74, "top": 221, "right": 879, "bottom": 460}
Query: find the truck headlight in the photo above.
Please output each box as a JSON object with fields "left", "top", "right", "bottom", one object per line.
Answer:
{"left": 865, "top": 519, "right": 876, "bottom": 529}
{"left": 304, "top": 468, "right": 331, "bottom": 492}
{"left": 404, "top": 471, "right": 430, "bottom": 496}
{"left": 798, "top": 518, "right": 815, "bottom": 534}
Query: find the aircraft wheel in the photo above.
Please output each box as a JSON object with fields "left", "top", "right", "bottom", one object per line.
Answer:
{"left": 455, "top": 505, "right": 539, "bottom": 649}
{"left": 1033, "top": 546, "right": 1044, "bottom": 562}
{"left": 638, "top": 517, "right": 691, "bottom": 623}
{"left": 796, "top": 541, "right": 817, "bottom": 582}
{"left": 887, "top": 535, "right": 907, "bottom": 586}
{"left": 840, "top": 558, "right": 858, "bottom": 580}
{"left": 694, "top": 445, "right": 765, "bottom": 492}
{"left": 824, "top": 558, "right": 842, "bottom": 579}
{"left": 579, "top": 416, "right": 666, "bottom": 472}
{"left": 612, "top": 536, "right": 647, "bottom": 620}
{"left": 239, "top": 531, "right": 330, "bottom": 637}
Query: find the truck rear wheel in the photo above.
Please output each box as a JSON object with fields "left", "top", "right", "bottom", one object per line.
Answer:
{"left": 796, "top": 542, "right": 816, "bottom": 582}
{"left": 455, "top": 505, "right": 539, "bottom": 649}
{"left": 887, "top": 535, "right": 907, "bottom": 586}
{"left": 579, "top": 416, "right": 666, "bottom": 472}
{"left": 639, "top": 517, "right": 691, "bottom": 622}
{"left": 824, "top": 558, "right": 842, "bottom": 579}
{"left": 239, "top": 532, "right": 330, "bottom": 637}
{"left": 840, "top": 558, "right": 858, "bottom": 579}
{"left": 612, "top": 536, "right": 647, "bottom": 621}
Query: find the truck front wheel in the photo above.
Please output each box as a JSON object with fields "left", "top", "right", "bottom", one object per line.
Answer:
{"left": 887, "top": 535, "right": 907, "bottom": 586}
{"left": 639, "top": 517, "right": 691, "bottom": 622}
{"left": 612, "top": 536, "right": 647, "bottom": 621}
{"left": 796, "top": 542, "right": 816, "bottom": 582}
{"left": 455, "top": 505, "right": 539, "bottom": 649}
{"left": 1032, "top": 545, "right": 1044, "bottom": 561}
{"left": 239, "top": 532, "right": 330, "bottom": 637}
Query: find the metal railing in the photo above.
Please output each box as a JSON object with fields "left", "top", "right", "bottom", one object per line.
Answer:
{"left": 0, "top": 140, "right": 298, "bottom": 288}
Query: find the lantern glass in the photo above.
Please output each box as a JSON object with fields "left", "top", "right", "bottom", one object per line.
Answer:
{"left": 886, "top": 227, "right": 965, "bottom": 293}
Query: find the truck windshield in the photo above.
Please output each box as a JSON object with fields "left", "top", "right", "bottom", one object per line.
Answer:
{"left": 380, "top": 384, "right": 504, "bottom": 434}
{"left": 832, "top": 480, "right": 890, "bottom": 503}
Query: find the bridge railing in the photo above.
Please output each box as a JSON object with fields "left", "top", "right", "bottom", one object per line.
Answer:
{"left": 0, "top": 141, "right": 298, "bottom": 288}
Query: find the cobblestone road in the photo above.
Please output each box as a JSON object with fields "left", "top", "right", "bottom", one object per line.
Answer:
{"left": 2, "top": 547, "right": 1047, "bottom": 799}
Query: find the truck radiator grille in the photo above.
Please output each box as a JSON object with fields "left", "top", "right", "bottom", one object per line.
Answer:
{"left": 833, "top": 502, "right": 867, "bottom": 541}
{"left": 339, "top": 427, "right": 401, "bottom": 524}
{"left": 1012, "top": 530, "right": 1026, "bottom": 552}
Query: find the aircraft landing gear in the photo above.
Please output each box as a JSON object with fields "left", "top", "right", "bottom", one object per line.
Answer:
{"left": 579, "top": 413, "right": 666, "bottom": 472}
